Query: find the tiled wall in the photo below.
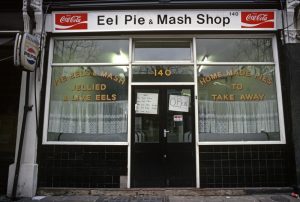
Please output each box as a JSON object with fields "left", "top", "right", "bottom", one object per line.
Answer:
{"left": 38, "top": 144, "right": 292, "bottom": 188}
{"left": 199, "top": 145, "right": 292, "bottom": 188}
{"left": 38, "top": 145, "right": 127, "bottom": 188}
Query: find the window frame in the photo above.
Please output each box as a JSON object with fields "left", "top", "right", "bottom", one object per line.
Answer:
{"left": 132, "top": 38, "right": 194, "bottom": 64}
{"left": 42, "top": 37, "right": 131, "bottom": 145}
{"left": 42, "top": 34, "right": 286, "bottom": 146}
{"left": 195, "top": 35, "right": 286, "bottom": 145}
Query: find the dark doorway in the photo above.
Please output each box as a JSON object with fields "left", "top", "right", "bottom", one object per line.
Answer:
{"left": 131, "top": 85, "right": 195, "bottom": 187}
{"left": 0, "top": 35, "right": 21, "bottom": 194}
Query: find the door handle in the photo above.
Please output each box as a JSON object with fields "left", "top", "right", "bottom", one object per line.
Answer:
{"left": 163, "top": 129, "right": 170, "bottom": 138}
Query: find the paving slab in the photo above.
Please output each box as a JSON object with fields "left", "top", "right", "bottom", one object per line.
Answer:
{"left": 15, "top": 195, "right": 99, "bottom": 202}
{"left": 168, "top": 195, "right": 298, "bottom": 202}
{"left": 4, "top": 192, "right": 300, "bottom": 202}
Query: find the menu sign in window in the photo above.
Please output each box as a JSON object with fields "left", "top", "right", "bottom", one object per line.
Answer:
{"left": 136, "top": 93, "right": 159, "bottom": 115}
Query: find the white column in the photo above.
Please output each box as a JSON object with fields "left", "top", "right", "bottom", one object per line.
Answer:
{"left": 7, "top": 69, "right": 42, "bottom": 197}
{"left": 7, "top": 0, "right": 44, "bottom": 197}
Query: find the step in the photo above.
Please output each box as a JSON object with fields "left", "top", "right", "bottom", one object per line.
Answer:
{"left": 37, "top": 187, "right": 294, "bottom": 197}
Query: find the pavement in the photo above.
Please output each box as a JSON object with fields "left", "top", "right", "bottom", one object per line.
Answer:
{"left": 2, "top": 194, "right": 299, "bottom": 202}
{"left": 1, "top": 189, "right": 299, "bottom": 202}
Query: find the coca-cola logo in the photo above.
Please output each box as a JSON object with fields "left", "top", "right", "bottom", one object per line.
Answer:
{"left": 241, "top": 12, "right": 274, "bottom": 29}
{"left": 55, "top": 13, "right": 88, "bottom": 30}
{"left": 60, "top": 16, "right": 82, "bottom": 23}
{"left": 246, "top": 14, "right": 268, "bottom": 22}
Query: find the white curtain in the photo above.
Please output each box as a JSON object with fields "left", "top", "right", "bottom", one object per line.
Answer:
{"left": 48, "top": 100, "right": 128, "bottom": 134}
{"left": 199, "top": 100, "right": 279, "bottom": 133}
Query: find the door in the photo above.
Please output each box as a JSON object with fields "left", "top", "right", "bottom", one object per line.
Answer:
{"left": 131, "top": 86, "right": 195, "bottom": 187}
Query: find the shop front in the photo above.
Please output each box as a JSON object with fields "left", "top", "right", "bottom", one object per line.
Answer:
{"left": 36, "top": 8, "right": 291, "bottom": 189}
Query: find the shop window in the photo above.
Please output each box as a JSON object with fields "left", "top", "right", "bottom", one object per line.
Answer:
{"left": 134, "top": 39, "right": 192, "bottom": 61}
{"left": 197, "top": 38, "right": 284, "bottom": 143}
{"left": 44, "top": 39, "right": 130, "bottom": 144}
{"left": 46, "top": 66, "right": 128, "bottom": 142}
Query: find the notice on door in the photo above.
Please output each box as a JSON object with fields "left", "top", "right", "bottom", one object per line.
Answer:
{"left": 136, "top": 93, "right": 159, "bottom": 114}
{"left": 169, "top": 95, "right": 190, "bottom": 112}
{"left": 174, "top": 115, "right": 183, "bottom": 122}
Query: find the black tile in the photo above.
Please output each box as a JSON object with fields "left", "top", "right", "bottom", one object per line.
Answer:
{"left": 214, "top": 160, "right": 222, "bottom": 167}
{"left": 244, "top": 152, "right": 252, "bottom": 159}
{"left": 229, "top": 152, "right": 237, "bottom": 159}
{"left": 221, "top": 160, "right": 230, "bottom": 168}
{"left": 229, "top": 160, "right": 237, "bottom": 167}
{"left": 223, "top": 168, "right": 230, "bottom": 175}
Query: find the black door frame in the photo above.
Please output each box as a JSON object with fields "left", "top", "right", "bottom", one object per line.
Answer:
{"left": 130, "top": 85, "right": 196, "bottom": 187}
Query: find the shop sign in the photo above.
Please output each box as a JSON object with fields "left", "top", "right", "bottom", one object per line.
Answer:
{"left": 55, "top": 13, "right": 88, "bottom": 30}
{"left": 241, "top": 11, "right": 274, "bottom": 28}
{"left": 20, "top": 33, "right": 40, "bottom": 71}
{"left": 53, "top": 10, "right": 277, "bottom": 32}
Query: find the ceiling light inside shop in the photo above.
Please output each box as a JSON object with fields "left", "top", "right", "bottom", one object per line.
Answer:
{"left": 198, "top": 55, "right": 209, "bottom": 72}
{"left": 111, "top": 50, "right": 129, "bottom": 64}
{"left": 111, "top": 50, "right": 129, "bottom": 72}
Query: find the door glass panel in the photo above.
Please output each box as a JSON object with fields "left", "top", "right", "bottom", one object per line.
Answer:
{"left": 166, "top": 89, "right": 192, "bottom": 143}
{"left": 134, "top": 89, "right": 160, "bottom": 143}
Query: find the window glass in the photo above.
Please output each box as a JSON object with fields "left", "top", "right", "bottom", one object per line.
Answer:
{"left": 47, "top": 66, "right": 128, "bottom": 142}
{"left": 134, "top": 40, "right": 191, "bottom": 61}
{"left": 132, "top": 65, "right": 194, "bottom": 82}
{"left": 53, "top": 40, "right": 129, "bottom": 63}
{"left": 198, "top": 65, "right": 280, "bottom": 142}
{"left": 196, "top": 38, "right": 273, "bottom": 62}
{"left": 134, "top": 89, "right": 160, "bottom": 143}
{"left": 167, "top": 89, "right": 193, "bottom": 143}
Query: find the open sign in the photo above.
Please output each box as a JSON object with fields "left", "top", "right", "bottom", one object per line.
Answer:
{"left": 168, "top": 95, "right": 190, "bottom": 112}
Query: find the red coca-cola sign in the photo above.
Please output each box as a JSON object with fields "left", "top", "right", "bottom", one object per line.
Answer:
{"left": 241, "top": 12, "right": 274, "bottom": 28}
{"left": 55, "top": 13, "right": 88, "bottom": 30}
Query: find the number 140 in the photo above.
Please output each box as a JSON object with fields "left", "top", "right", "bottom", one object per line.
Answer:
{"left": 154, "top": 69, "right": 172, "bottom": 77}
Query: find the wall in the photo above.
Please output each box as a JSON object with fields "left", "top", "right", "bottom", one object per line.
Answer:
{"left": 38, "top": 145, "right": 127, "bottom": 188}
{"left": 199, "top": 145, "right": 292, "bottom": 187}
{"left": 0, "top": 36, "right": 22, "bottom": 194}
{"left": 284, "top": 44, "right": 300, "bottom": 191}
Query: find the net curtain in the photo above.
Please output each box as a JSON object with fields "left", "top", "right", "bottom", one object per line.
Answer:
{"left": 199, "top": 100, "right": 279, "bottom": 134}
{"left": 48, "top": 100, "right": 128, "bottom": 134}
